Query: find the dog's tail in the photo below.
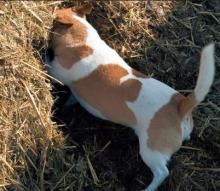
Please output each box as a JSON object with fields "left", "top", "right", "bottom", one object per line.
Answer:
{"left": 179, "top": 43, "right": 215, "bottom": 117}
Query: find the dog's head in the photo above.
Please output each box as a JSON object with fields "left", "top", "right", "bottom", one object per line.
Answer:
{"left": 55, "top": 4, "right": 92, "bottom": 24}
{"left": 47, "top": 4, "right": 94, "bottom": 83}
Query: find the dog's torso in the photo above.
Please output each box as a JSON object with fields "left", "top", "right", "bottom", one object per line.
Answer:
{"left": 49, "top": 14, "right": 186, "bottom": 155}
{"left": 50, "top": 16, "right": 179, "bottom": 123}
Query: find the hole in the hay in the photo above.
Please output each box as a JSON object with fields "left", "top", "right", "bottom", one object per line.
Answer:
{"left": 0, "top": 58, "right": 5, "bottom": 65}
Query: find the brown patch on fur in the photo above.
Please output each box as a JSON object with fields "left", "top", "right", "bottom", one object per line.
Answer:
{"left": 178, "top": 91, "right": 197, "bottom": 118}
{"left": 147, "top": 93, "right": 184, "bottom": 154}
{"left": 52, "top": 9, "right": 93, "bottom": 69}
{"left": 72, "top": 64, "right": 142, "bottom": 126}
{"left": 55, "top": 45, "right": 93, "bottom": 69}
{"left": 56, "top": 8, "right": 76, "bottom": 24}
{"left": 132, "top": 69, "right": 148, "bottom": 78}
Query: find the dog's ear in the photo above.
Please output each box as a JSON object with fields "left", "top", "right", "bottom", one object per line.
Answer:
{"left": 55, "top": 8, "right": 74, "bottom": 24}
{"left": 75, "top": 4, "right": 92, "bottom": 18}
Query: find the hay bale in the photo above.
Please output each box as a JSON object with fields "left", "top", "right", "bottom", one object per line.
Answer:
{"left": 0, "top": 2, "right": 81, "bottom": 190}
{"left": 0, "top": 1, "right": 219, "bottom": 191}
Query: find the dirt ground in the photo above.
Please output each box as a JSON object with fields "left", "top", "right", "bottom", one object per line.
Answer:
{"left": 0, "top": 1, "right": 220, "bottom": 191}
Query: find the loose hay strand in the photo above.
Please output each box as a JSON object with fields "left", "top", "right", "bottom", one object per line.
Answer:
{"left": 22, "top": 61, "right": 63, "bottom": 85}
{"left": 21, "top": 1, "right": 43, "bottom": 24}
{"left": 86, "top": 155, "right": 99, "bottom": 185}
{"left": 22, "top": 81, "right": 46, "bottom": 130}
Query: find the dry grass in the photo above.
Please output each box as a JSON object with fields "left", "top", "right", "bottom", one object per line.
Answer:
{"left": 0, "top": 1, "right": 219, "bottom": 191}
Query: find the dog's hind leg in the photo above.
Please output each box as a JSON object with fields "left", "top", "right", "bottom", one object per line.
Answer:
{"left": 138, "top": 133, "right": 169, "bottom": 191}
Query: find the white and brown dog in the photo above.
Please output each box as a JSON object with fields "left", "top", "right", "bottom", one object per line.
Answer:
{"left": 46, "top": 5, "right": 215, "bottom": 191}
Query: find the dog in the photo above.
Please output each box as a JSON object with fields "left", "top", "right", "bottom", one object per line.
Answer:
{"left": 46, "top": 5, "right": 215, "bottom": 191}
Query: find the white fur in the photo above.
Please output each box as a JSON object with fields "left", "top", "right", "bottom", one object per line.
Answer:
{"left": 180, "top": 116, "right": 192, "bottom": 141}
{"left": 138, "top": 129, "right": 170, "bottom": 191}
{"left": 195, "top": 43, "right": 215, "bottom": 102}
{"left": 129, "top": 78, "right": 177, "bottom": 127}
{"left": 48, "top": 13, "right": 215, "bottom": 191}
